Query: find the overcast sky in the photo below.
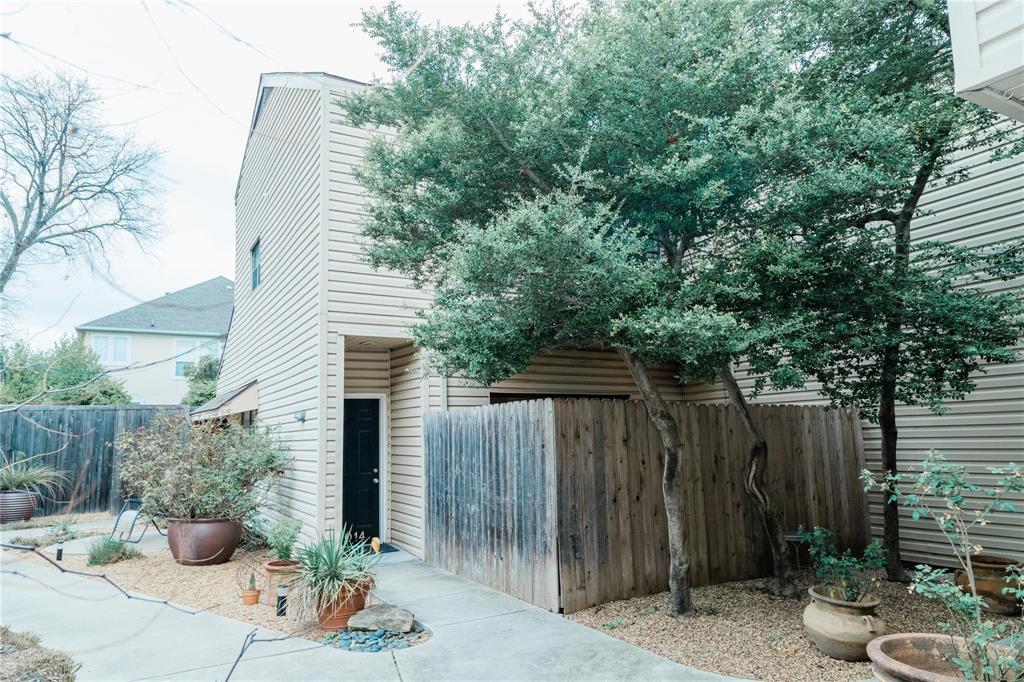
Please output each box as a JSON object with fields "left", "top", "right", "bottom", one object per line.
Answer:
{"left": 0, "top": 0, "right": 529, "bottom": 348}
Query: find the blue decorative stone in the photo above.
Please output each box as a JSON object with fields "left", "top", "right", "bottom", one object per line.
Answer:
{"left": 395, "top": 641, "right": 409, "bottom": 649}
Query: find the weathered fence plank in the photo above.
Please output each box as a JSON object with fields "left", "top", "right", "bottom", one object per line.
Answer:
{"left": 0, "top": 405, "right": 187, "bottom": 516}
{"left": 424, "top": 398, "right": 866, "bottom": 614}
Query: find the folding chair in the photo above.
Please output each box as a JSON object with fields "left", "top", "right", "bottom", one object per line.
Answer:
{"left": 110, "top": 498, "right": 166, "bottom": 544}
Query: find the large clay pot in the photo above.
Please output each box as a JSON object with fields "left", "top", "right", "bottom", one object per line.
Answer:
{"left": 166, "top": 518, "right": 242, "bottom": 566}
{"left": 803, "top": 586, "right": 886, "bottom": 661}
{"left": 262, "top": 559, "right": 299, "bottom": 606}
{"left": 954, "top": 554, "right": 1022, "bottom": 616}
{"left": 867, "top": 634, "right": 1020, "bottom": 682}
{"left": 0, "top": 490, "right": 36, "bottom": 524}
{"left": 317, "top": 580, "right": 373, "bottom": 631}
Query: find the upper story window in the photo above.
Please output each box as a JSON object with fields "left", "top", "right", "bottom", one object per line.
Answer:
{"left": 251, "top": 239, "right": 261, "bottom": 289}
{"left": 174, "top": 338, "right": 220, "bottom": 378}
{"left": 91, "top": 334, "right": 129, "bottom": 364}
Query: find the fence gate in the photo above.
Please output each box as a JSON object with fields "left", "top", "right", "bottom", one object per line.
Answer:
{"left": 424, "top": 398, "right": 868, "bottom": 613}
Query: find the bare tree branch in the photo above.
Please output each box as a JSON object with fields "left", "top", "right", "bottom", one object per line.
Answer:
{"left": 0, "top": 72, "right": 161, "bottom": 296}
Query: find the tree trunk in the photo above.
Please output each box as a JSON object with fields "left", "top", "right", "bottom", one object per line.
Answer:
{"left": 619, "top": 347, "right": 691, "bottom": 615}
{"left": 0, "top": 244, "right": 23, "bottom": 295}
{"left": 719, "top": 366, "right": 797, "bottom": 597}
{"left": 878, "top": 377, "right": 911, "bottom": 582}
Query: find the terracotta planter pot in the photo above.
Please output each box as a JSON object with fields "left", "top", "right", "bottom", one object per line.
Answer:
{"left": 317, "top": 580, "right": 373, "bottom": 631}
{"left": 241, "top": 589, "right": 261, "bottom": 606}
{"left": 262, "top": 559, "right": 300, "bottom": 606}
{"left": 868, "top": 634, "right": 970, "bottom": 682}
{"left": 166, "top": 518, "right": 242, "bottom": 566}
{"left": 954, "top": 554, "right": 1022, "bottom": 616}
{"left": 803, "top": 586, "right": 886, "bottom": 661}
{"left": 0, "top": 490, "right": 37, "bottom": 524}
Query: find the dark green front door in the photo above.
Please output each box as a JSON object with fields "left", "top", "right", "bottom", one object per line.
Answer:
{"left": 343, "top": 398, "right": 380, "bottom": 540}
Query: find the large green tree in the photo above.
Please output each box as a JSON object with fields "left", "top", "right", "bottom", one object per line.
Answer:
{"left": 345, "top": 0, "right": 905, "bottom": 608}
{"left": 753, "top": 0, "right": 1024, "bottom": 580}
{"left": 0, "top": 336, "right": 132, "bottom": 405}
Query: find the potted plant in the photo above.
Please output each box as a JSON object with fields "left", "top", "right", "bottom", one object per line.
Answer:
{"left": 292, "top": 529, "right": 378, "bottom": 631}
{"left": 262, "top": 517, "right": 302, "bottom": 606}
{"left": 798, "top": 526, "right": 887, "bottom": 661}
{"left": 863, "top": 452, "right": 1023, "bottom": 682}
{"left": 241, "top": 572, "right": 261, "bottom": 605}
{"left": 117, "top": 415, "right": 286, "bottom": 566}
{"left": 0, "top": 455, "right": 67, "bottom": 524}
{"left": 953, "top": 554, "right": 1022, "bottom": 616}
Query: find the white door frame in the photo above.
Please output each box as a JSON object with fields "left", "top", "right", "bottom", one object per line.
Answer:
{"left": 341, "top": 392, "right": 389, "bottom": 543}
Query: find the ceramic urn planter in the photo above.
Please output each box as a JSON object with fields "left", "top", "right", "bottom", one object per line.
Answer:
{"left": 803, "top": 586, "right": 886, "bottom": 661}
{"left": 166, "top": 518, "right": 243, "bottom": 566}
{"left": 954, "top": 554, "right": 1023, "bottom": 616}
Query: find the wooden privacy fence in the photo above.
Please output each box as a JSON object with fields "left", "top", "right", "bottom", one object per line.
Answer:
{"left": 0, "top": 405, "right": 188, "bottom": 516}
{"left": 424, "top": 399, "right": 868, "bottom": 613}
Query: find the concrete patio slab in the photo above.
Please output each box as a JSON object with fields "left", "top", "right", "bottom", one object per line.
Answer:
{"left": 2, "top": 545, "right": 742, "bottom": 681}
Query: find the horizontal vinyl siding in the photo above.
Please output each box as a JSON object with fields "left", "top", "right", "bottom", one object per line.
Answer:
{"left": 446, "top": 349, "right": 685, "bottom": 408}
{"left": 324, "top": 86, "right": 432, "bottom": 339}
{"left": 218, "top": 85, "right": 323, "bottom": 537}
{"left": 693, "top": 126, "right": 1024, "bottom": 566}
{"left": 389, "top": 344, "right": 425, "bottom": 556}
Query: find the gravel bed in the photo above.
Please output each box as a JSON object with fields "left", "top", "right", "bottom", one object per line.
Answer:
{"left": 568, "top": 570, "right": 1012, "bottom": 682}
{"left": 323, "top": 624, "right": 431, "bottom": 653}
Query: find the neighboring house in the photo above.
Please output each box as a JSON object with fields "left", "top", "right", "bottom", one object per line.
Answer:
{"left": 949, "top": 0, "right": 1024, "bottom": 121}
{"left": 214, "top": 72, "right": 1022, "bottom": 565}
{"left": 76, "top": 277, "right": 234, "bottom": 404}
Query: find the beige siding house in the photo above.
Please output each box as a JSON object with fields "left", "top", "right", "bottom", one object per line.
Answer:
{"left": 76, "top": 277, "right": 233, "bottom": 404}
{"left": 218, "top": 73, "right": 682, "bottom": 553}
{"left": 218, "top": 72, "right": 1022, "bottom": 565}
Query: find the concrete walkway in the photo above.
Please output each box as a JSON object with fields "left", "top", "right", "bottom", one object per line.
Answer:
{"left": 1, "top": 543, "right": 737, "bottom": 681}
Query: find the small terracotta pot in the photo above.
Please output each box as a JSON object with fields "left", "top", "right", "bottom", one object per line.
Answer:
{"left": 262, "top": 559, "right": 300, "bottom": 606}
{"left": 0, "top": 490, "right": 37, "bottom": 524}
{"left": 166, "top": 518, "right": 242, "bottom": 566}
{"left": 317, "top": 580, "right": 373, "bottom": 631}
{"left": 241, "top": 589, "right": 261, "bottom": 606}
{"left": 954, "top": 554, "right": 1022, "bottom": 616}
{"left": 803, "top": 586, "right": 886, "bottom": 661}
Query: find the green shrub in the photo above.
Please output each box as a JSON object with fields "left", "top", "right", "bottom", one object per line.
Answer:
{"left": 266, "top": 517, "right": 302, "bottom": 561}
{"left": 117, "top": 415, "right": 287, "bottom": 522}
{"left": 86, "top": 537, "right": 141, "bottom": 566}
{"left": 797, "top": 526, "right": 885, "bottom": 602}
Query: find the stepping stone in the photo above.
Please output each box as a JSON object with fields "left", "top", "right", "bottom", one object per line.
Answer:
{"left": 348, "top": 603, "right": 415, "bottom": 633}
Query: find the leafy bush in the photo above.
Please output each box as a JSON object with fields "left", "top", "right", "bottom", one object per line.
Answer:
{"left": 266, "top": 517, "right": 302, "bottom": 562}
{"left": 87, "top": 537, "right": 140, "bottom": 566}
{"left": 182, "top": 355, "right": 219, "bottom": 407}
{"left": 0, "top": 336, "right": 131, "bottom": 405}
{"left": 292, "top": 529, "right": 378, "bottom": 622}
{"left": 117, "top": 415, "right": 286, "bottom": 522}
{"left": 797, "top": 526, "right": 885, "bottom": 602}
{"left": 0, "top": 454, "right": 67, "bottom": 496}
{"left": 863, "top": 451, "right": 1023, "bottom": 681}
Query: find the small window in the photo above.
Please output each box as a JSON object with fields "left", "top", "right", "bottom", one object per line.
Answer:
{"left": 90, "top": 334, "right": 129, "bottom": 364}
{"left": 174, "top": 338, "right": 220, "bottom": 378}
{"left": 251, "top": 240, "right": 261, "bottom": 289}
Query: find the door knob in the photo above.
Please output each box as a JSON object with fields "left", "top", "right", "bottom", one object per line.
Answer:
{"left": 373, "top": 478, "right": 379, "bottom": 484}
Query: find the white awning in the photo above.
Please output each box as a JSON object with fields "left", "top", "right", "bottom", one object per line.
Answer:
{"left": 190, "top": 380, "right": 258, "bottom": 421}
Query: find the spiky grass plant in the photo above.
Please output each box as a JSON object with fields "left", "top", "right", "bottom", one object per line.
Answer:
{"left": 0, "top": 457, "right": 67, "bottom": 497}
{"left": 291, "top": 529, "right": 378, "bottom": 623}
